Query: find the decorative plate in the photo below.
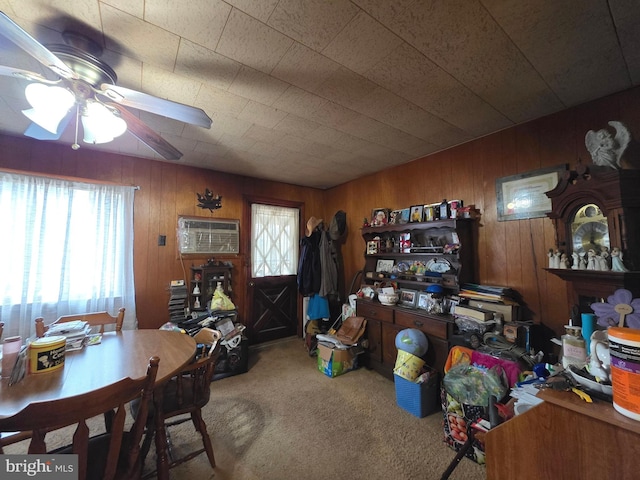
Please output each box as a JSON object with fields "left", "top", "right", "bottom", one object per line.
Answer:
{"left": 426, "top": 258, "right": 452, "bottom": 273}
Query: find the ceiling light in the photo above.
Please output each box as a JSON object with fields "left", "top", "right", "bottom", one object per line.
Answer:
{"left": 22, "top": 83, "right": 75, "bottom": 134}
{"left": 81, "top": 100, "right": 127, "bottom": 144}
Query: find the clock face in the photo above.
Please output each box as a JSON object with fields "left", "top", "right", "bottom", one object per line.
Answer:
{"left": 570, "top": 204, "right": 610, "bottom": 253}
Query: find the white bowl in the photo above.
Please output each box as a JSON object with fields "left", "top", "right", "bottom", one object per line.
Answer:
{"left": 378, "top": 293, "right": 398, "bottom": 305}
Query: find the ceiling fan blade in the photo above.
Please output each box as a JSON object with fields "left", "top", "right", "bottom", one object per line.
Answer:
{"left": 0, "top": 65, "right": 58, "bottom": 84}
{"left": 100, "top": 84, "right": 212, "bottom": 129}
{"left": 0, "top": 12, "right": 78, "bottom": 80}
{"left": 107, "top": 102, "right": 184, "bottom": 160}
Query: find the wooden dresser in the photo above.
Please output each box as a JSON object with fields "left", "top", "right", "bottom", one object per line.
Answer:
{"left": 356, "top": 299, "right": 453, "bottom": 378}
{"left": 485, "top": 389, "right": 640, "bottom": 479}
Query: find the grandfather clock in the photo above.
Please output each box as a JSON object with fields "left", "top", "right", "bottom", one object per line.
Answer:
{"left": 545, "top": 164, "right": 640, "bottom": 311}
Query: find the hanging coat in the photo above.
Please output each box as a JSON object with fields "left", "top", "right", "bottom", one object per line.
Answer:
{"left": 297, "top": 230, "right": 321, "bottom": 296}
{"left": 319, "top": 230, "right": 338, "bottom": 298}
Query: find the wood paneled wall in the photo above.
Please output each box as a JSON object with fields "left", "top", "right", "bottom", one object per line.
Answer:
{"left": 323, "top": 86, "right": 640, "bottom": 338}
{"left": 2, "top": 85, "right": 640, "bottom": 337}
{"left": 0, "top": 137, "right": 324, "bottom": 329}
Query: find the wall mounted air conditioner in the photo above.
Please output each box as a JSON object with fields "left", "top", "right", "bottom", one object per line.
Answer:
{"left": 177, "top": 216, "right": 239, "bottom": 255}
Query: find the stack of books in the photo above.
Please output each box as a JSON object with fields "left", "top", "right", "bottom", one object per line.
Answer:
{"left": 459, "top": 283, "right": 520, "bottom": 305}
{"left": 45, "top": 320, "right": 92, "bottom": 351}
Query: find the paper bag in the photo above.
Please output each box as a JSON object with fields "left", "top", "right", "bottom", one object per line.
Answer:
{"left": 336, "top": 316, "right": 367, "bottom": 345}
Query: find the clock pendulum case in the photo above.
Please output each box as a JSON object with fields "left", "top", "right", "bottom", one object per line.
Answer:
{"left": 545, "top": 164, "right": 640, "bottom": 306}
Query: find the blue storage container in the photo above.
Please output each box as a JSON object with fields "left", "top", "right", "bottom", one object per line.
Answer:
{"left": 394, "top": 372, "right": 439, "bottom": 418}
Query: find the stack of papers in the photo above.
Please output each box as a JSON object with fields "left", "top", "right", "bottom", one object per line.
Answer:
{"left": 45, "top": 321, "right": 92, "bottom": 351}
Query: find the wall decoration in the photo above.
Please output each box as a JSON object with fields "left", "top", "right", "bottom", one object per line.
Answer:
{"left": 496, "top": 165, "right": 566, "bottom": 221}
{"left": 196, "top": 188, "right": 222, "bottom": 211}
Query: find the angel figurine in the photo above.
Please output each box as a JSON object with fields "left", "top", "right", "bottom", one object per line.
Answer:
{"left": 611, "top": 247, "right": 629, "bottom": 272}
{"left": 584, "top": 121, "right": 631, "bottom": 169}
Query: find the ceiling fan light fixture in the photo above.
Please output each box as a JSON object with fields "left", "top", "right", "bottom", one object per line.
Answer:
{"left": 22, "top": 83, "right": 75, "bottom": 133}
{"left": 81, "top": 100, "right": 127, "bottom": 144}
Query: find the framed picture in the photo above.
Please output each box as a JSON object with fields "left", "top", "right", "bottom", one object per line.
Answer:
{"left": 399, "top": 289, "right": 418, "bottom": 308}
{"left": 496, "top": 164, "right": 567, "bottom": 221}
{"left": 376, "top": 259, "right": 394, "bottom": 273}
{"left": 417, "top": 292, "right": 430, "bottom": 310}
{"left": 409, "top": 205, "right": 424, "bottom": 223}
{"left": 371, "top": 208, "right": 391, "bottom": 226}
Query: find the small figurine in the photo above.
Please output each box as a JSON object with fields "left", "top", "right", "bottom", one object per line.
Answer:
{"left": 611, "top": 246, "right": 629, "bottom": 272}
{"left": 586, "top": 249, "right": 597, "bottom": 270}
{"left": 571, "top": 252, "right": 580, "bottom": 270}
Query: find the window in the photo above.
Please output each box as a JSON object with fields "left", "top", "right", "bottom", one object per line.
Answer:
{"left": 0, "top": 171, "right": 136, "bottom": 339}
{"left": 251, "top": 204, "right": 299, "bottom": 277}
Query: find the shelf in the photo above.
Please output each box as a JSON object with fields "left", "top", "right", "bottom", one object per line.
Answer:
{"left": 361, "top": 218, "right": 473, "bottom": 235}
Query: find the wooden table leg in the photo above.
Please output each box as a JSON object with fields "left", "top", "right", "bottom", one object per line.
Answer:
{"left": 153, "top": 389, "right": 170, "bottom": 480}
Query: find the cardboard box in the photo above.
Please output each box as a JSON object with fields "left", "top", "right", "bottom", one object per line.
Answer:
{"left": 468, "top": 300, "right": 519, "bottom": 322}
{"left": 317, "top": 344, "right": 358, "bottom": 378}
{"left": 394, "top": 372, "right": 439, "bottom": 418}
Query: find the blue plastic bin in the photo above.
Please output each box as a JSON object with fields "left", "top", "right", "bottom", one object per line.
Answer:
{"left": 394, "top": 372, "right": 439, "bottom": 418}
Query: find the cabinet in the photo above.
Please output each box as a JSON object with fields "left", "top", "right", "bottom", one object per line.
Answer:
{"left": 485, "top": 389, "right": 640, "bottom": 479}
{"left": 361, "top": 218, "right": 476, "bottom": 295}
{"left": 357, "top": 219, "right": 476, "bottom": 378}
{"left": 356, "top": 299, "right": 453, "bottom": 378}
{"left": 189, "top": 262, "right": 233, "bottom": 313}
{"left": 545, "top": 165, "right": 640, "bottom": 310}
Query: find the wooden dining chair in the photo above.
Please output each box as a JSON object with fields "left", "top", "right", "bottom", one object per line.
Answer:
{"left": 0, "top": 356, "right": 159, "bottom": 480}
{"left": 136, "top": 328, "right": 222, "bottom": 478}
{"left": 35, "top": 307, "right": 125, "bottom": 337}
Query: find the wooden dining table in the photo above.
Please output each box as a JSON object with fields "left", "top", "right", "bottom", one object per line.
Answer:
{"left": 0, "top": 329, "right": 197, "bottom": 480}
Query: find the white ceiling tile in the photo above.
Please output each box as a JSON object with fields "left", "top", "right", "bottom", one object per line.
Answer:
{"left": 272, "top": 42, "right": 341, "bottom": 91}
{"left": 175, "top": 40, "right": 241, "bottom": 91}
{"left": 216, "top": 9, "right": 293, "bottom": 74}
{"left": 101, "top": 4, "right": 179, "bottom": 71}
{"left": 322, "top": 11, "right": 403, "bottom": 75}
{"left": 228, "top": 66, "right": 290, "bottom": 105}
{"left": 238, "top": 101, "right": 288, "bottom": 128}
{"left": 267, "top": 0, "right": 360, "bottom": 51}
{"left": 224, "top": 0, "right": 280, "bottom": 23}
{"left": 144, "top": 0, "right": 231, "bottom": 52}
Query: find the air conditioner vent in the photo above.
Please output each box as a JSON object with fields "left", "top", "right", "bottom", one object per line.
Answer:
{"left": 177, "top": 216, "right": 239, "bottom": 255}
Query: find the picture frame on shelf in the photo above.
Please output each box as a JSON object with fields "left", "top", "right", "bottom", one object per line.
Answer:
{"left": 417, "top": 292, "right": 430, "bottom": 310}
{"left": 409, "top": 205, "right": 423, "bottom": 223}
{"left": 390, "top": 208, "right": 410, "bottom": 225}
{"left": 371, "top": 208, "right": 391, "bottom": 226}
{"left": 376, "top": 259, "right": 394, "bottom": 273}
{"left": 496, "top": 164, "right": 566, "bottom": 221}
{"left": 399, "top": 289, "right": 418, "bottom": 308}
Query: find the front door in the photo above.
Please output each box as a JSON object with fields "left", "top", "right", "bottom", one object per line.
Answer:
{"left": 244, "top": 197, "right": 302, "bottom": 345}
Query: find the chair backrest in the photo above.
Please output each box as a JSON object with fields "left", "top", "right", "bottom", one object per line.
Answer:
{"left": 0, "top": 356, "right": 159, "bottom": 480}
{"left": 35, "top": 308, "right": 125, "bottom": 337}
{"left": 168, "top": 328, "right": 222, "bottom": 413}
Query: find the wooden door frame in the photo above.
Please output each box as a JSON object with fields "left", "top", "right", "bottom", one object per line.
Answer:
{"left": 242, "top": 195, "right": 305, "bottom": 337}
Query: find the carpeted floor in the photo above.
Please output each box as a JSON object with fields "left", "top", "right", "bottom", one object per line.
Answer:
{"left": 4, "top": 336, "right": 487, "bottom": 480}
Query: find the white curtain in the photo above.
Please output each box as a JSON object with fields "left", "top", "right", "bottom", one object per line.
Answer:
{"left": 251, "top": 204, "right": 299, "bottom": 278}
{"left": 0, "top": 171, "right": 137, "bottom": 339}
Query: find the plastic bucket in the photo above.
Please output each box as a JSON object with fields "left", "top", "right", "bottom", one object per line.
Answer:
{"left": 393, "top": 350, "right": 425, "bottom": 381}
{"left": 608, "top": 327, "right": 640, "bottom": 421}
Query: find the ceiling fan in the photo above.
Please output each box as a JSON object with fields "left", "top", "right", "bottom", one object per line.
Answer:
{"left": 0, "top": 11, "right": 212, "bottom": 160}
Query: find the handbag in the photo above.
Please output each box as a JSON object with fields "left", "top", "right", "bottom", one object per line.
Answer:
{"left": 335, "top": 316, "right": 367, "bottom": 346}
